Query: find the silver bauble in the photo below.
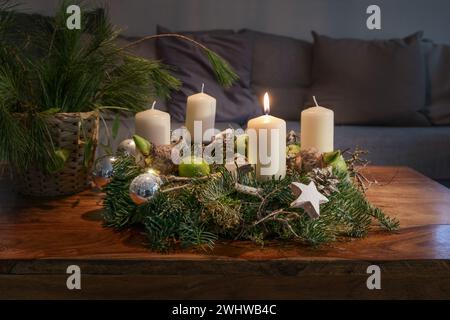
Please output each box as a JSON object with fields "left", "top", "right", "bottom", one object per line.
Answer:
{"left": 117, "top": 139, "right": 136, "bottom": 156}
{"left": 92, "top": 155, "right": 117, "bottom": 188}
{"left": 129, "top": 170, "right": 163, "bottom": 205}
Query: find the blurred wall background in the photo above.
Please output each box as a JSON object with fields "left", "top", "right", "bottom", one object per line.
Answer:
{"left": 18, "top": 0, "right": 450, "bottom": 43}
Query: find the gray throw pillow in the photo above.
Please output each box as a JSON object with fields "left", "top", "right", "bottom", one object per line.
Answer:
{"left": 156, "top": 26, "right": 262, "bottom": 125}
{"left": 423, "top": 40, "right": 450, "bottom": 125}
{"left": 310, "top": 32, "right": 429, "bottom": 126}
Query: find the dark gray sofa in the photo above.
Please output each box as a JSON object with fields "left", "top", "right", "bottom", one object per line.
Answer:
{"left": 107, "top": 30, "right": 450, "bottom": 185}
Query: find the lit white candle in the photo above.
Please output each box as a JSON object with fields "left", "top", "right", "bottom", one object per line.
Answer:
{"left": 300, "top": 96, "right": 334, "bottom": 153}
{"left": 135, "top": 101, "right": 171, "bottom": 146}
{"left": 185, "top": 84, "right": 216, "bottom": 143}
{"left": 247, "top": 92, "right": 286, "bottom": 181}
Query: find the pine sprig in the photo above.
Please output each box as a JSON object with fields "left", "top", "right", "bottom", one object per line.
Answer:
{"left": 121, "top": 33, "right": 239, "bottom": 89}
{"left": 205, "top": 49, "right": 239, "bottom": 88}
{"left": 103, "top": 155, "right": 141, "bottom": 228}
{"left": 0, "top": 106, "right": 28, "bottom": 168}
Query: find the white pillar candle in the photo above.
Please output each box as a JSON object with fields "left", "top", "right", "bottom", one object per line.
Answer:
{"left": 185, "top": 84, "right": 216, "bottom": 143}
{"left": 135, "top": 101, "right": 171, "bottom": 146}
{"left": 247, "top": 92, "right": 286, "bottom": 181}
{"left": 300, "top": 96, "right": 334, "bottom": 153}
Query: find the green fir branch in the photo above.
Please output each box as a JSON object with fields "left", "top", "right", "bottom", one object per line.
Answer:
{"left": 103, "top": 155, "right": 141, "bottom": 228}
{"left": 102, "top": 154, "right": 399, "bottom": 252}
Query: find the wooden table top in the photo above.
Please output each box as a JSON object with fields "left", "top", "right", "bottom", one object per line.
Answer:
{"left": 1, "top": 166, "right": 449, "bottom": 262}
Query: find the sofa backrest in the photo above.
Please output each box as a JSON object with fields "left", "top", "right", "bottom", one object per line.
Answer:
{"left": 240, "top": 29, "right": 312, "bottom": 121}
{"left": 422, "top": 40, "right": 450, "bottom": 125}
{"left": 119, "top": 30, "right": 450, "bottom": 126}
{"left": 12, "top": 11, "right": 450, "bottom": 126}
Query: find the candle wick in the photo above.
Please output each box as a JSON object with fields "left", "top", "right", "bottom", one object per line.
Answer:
{"left": 313, "top": 96, "right": 319, "bottom": 107}
{"left": 201, "top": 83, "right": 204, "bottom": 93}
{"left": 151, "top": 101, "right": 156, "bottom": 110}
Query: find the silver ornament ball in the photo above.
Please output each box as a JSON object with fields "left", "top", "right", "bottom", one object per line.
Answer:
{"left": 92, "top": 155, "right": 117, "bottom": 188}
{"left": 117, "top": 139, "right": 136, "bottom": 156}
{"left": 129, "top": 170, "right": 163, "bottom": 205}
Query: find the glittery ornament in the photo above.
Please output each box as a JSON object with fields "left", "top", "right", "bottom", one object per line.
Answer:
{"left": 117, "top": 139, "right": 136, "bottom": 156}
{"left": 92, "top": 155, "right": 117, "bottom": 188}
{"left": 129, "top": 170, "right": 163, "bottom": 205}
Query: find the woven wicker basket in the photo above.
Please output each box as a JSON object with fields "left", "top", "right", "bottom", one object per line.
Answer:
{"left": 15, "top": 111, "right": 99, "bottom": 197}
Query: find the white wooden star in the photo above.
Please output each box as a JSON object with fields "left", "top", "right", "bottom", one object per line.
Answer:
{"left": 290, "top": 181, "right": 329, "bottom": 219}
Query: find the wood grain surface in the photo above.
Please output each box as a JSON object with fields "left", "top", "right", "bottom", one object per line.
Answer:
{"left": 0, "top": 166, "right": 449, "bottom": 299}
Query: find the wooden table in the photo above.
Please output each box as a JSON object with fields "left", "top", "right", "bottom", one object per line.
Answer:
{"left": 0, "top": 166, "right": 449, "bottom": 299}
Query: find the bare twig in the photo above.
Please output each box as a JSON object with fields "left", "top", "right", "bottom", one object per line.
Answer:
{"left": 253, "top": 209, "right": 283, "bottom": 226}
{"left": 256, "top": 186, "right": 283, "bottom": 219}
{"left": 121, "top": 33, "right": 209, "bottom": 52}
{"left": 164, "top": 172, "right": 221, "bottom": 182}
{"left": 253, "top": 209, "right": 300, "bottom": 227}
{"left": 234, "top": 183, "right": 263, "bottom": 199}
{"left": 161, "top": 184, "right": 190, "bottom": 193}
{"left": 275, "top": 218, "right": 301, "bottom": 238}
{"left": 344, "top": 147, "right": 378, "bottom": 192}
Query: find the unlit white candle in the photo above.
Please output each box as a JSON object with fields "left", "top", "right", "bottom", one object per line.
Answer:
{"left": 185, "top": 83, "right": 216, "bottom": 143}
{"left": 135, "top": 101, "right": 171, "bottom": 146}
{"left": 300, "top": 96, "right": 334, "bottom": 153}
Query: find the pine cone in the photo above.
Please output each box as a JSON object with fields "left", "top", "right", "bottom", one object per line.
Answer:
{"left": 287, "top": 153, "right": 302, "bottom": 173}
{"left": 307, "top": 166, "right": 340, "bottom": 197}
{"left": 151, "top": 144, "right": 177, "bottom": 174}
{"left": 300, "top": 148, "right": 323, "bottom": 172}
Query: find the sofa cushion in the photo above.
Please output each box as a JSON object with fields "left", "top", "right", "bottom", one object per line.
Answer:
{"left": 241, "top": 29, "right": 312, "bottom": 87}
{"left": 241, "top": 29, "right": 312, "bottom": 121}
{"left": 310, "top": 32, "right": 429, "bottom": 126}
{"left": 423, "top": 40, "right": 450, "bottom": 125}
{"left": 251, "top": 85, "right": 306, "bottom": 121}
{"left": 156, "top": 25, "right": 261, "bottom": 125}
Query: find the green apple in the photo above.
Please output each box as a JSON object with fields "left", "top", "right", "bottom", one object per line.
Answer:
{"left": 178, "top": 156, "right": 210, "bottom": 177}
{"left": 323, "top": 150, "right": 348, "bottom": 173}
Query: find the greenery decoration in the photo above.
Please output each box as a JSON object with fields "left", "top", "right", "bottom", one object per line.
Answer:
{"left": 103, "top": 139, "right": 399, "bottom": 252}
{"left": 0, "top": 0, "right": 238, "bottom": 174}
{"left": 121, "top": 33, "right": 238, "bottom": 88}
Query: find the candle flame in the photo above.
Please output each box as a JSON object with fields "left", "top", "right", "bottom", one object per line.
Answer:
{"left": 263, "top": 92, "right": 270, "bottom": 115}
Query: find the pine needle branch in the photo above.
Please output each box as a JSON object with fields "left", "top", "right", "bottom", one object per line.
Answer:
{"left": 204, "top": 48, "right": 239, "bottom": 88}
{"left": 120, "top": 33, "right": 239, "bottom": 88}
